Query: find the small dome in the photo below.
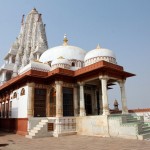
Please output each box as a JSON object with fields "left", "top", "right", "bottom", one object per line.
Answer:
{"left": 51, "top": 56, "right": 71, "bottom": 66}
{"left": 51, "top": 57, "right": 71, "bottom": 70}
{"left": 84, "top": 45, "right": 117, "bottom": 66}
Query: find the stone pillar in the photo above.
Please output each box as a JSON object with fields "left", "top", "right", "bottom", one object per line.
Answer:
{"left": 36, "top": 53, "right": 40, "bottom": 60}
{"left": 55, "top": 81, "right": 63, "bottom": 117}
{"left": 27, "top": 83, "right": 35, "bottom": 117}
{"left": 73, "top": 85, "right": 78, "bottom": 116}
{"left": 9, "top": 55, "right": 13, "bottom": 64}
{"left": 2, "top": 70, "right": 6, "bottom": 84}
{"left": 118, "top": 80, "right": 128, "bottom": 114}
{"left": 78, "top": 82, "right": 86, "bottom": 116}
{"left": 46, "top": 87, "right": 50, "bottom": 117}
{"left": 99, "top": 86, "right": 103, "bottom": 115}
{"left": 99, "top": 76, "right": 110, "bottom": 115}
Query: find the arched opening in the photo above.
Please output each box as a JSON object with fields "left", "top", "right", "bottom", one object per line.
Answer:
{"left": 71, "top": 62, "right": 75, "bottom": 67}
{"left": 13, "top": 92, "right": 17, "bottom": 99}
{"left": 20, "top": 88, "right": 25, "bottom": 96}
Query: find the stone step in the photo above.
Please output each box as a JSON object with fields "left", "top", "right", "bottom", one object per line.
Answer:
{"left": 30, "top": 130, "right": 38, "bottom": 134}
{"left": 142, "top": 133, "right": 150, "bottom": 140}
{"left": 29, "top": 132, "right": 36, "bottom": 136}
{"left": 41, "top": 120, "right": 48, "bottom": 123}
{"left": 142, "top": 126, "right": 150, "bottom": 130}
{"left": 127, "top": 120, "right": 139, "bottom": 123}
{"left": 37, "top": 124, "right": 44, "bottom": 127}
{"left": 39, "top": 122, "right": 46, "bottom": 125}
{"left": 33, "top": 127, "right": 41, "bottom": 130}
{"left": 141, "top": 129, "right": 150, "bottom": 134}
{"left": 142, "top": 124, "right": 149, "bottom": 127}
{"left": 25, "top": 135, "right": 34, "bottom": 139}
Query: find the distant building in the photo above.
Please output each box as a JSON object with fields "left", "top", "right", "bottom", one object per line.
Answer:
{"left": 0, "top": 9, "right": 150, "bottom": 140}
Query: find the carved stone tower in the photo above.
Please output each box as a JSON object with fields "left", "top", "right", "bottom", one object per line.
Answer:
{"left": 12, "top": 8, "right": 48, "bottom": 77}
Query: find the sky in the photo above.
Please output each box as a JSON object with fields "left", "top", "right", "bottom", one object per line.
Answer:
{"left": 0, "top": 0, "right": 150, "bottom": 109}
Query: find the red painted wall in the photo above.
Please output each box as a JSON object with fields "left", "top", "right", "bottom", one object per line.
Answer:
{"left": 0, "top": 118, "right": 28, "bottom": 136}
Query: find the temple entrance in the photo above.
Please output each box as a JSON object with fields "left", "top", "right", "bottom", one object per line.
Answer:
{"left": 85, "top": 93, "right": 92, "bottom": 115}
{"left": 63, "top": 87, "right": 74, "bottom": 116}
{"left": 34, "top": 88, "right": 46, "bottom": 117}
{"left": 49, "top": 88, "right": 56, "bottom": 117}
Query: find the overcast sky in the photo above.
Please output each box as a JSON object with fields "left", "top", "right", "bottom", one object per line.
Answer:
{"left": 0, "top": 0, "right": 150, "bottom": 109}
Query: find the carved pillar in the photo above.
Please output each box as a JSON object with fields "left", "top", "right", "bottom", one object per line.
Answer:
{"left": 36, "top": 53, "right": 40, "bottom": 60}
{"left": 2, "top": 70, "right": 6, "bottom": 84}
{"left": 27, "top": 83, "right": 35, "bottom": 117}
{"left": 46, "top": 87, "right": 50, "bottom": 117}
{"left": 99, "top": 86, "right": 103, "bottom": 115}
{"left": 55, "top": 81, "right": 63, "bottom": 117}
{"left": 99, "top": 76, "right": 110, "bottom": 115}
{"left": 9, "top": 55, "right": 13, "bottom": 64}
{"left": 118, "top": 80, "right": 128, "bottom": 114}
{"left": 78, "top": 82, "right": 86, "bottom": 116}
{"left": 73, "top": 85, "right": 78, "bottom": 116}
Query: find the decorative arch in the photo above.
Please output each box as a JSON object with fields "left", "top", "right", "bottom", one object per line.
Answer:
{"left": 13, "top": 92, "right": 17, "bottom": 99}
{"left": 20, "top": 88, "right": 25, "bottom": 96}
{"left": 71, "top": 62, "right": 75, "bottom": 67}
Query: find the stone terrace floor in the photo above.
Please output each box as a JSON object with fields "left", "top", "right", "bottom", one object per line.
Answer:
{"left": 0, "top": 132, "right": 150, "bottom": 150}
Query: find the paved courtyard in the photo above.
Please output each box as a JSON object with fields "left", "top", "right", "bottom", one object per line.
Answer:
{"left": 0, "top": 132, "right": 150, "bottom": 150}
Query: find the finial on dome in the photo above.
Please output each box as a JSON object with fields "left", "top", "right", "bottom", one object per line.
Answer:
{"left": 63, "top": 34, "right": 68, "bottom": 46}
{"left": 96, "top": 44, "right": 101, "bottom": 49}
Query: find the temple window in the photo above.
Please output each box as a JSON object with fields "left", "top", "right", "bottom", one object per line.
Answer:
{"left": 20, "top": 88, "right": 25, "bottom": 96}
{"left": 13, "top": 92, "right": 17, "bottom": 98}
{"left": 72, "top": 62, "right": 75, "bottom": 67}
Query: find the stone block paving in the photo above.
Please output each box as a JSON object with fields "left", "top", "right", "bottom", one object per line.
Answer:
{"left": 0, "top": 132, "right": 150, "bottom": 150}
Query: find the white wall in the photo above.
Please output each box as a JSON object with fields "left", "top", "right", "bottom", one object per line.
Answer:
{"left": 10, "top": 86, "right": 28, "bottom": 118}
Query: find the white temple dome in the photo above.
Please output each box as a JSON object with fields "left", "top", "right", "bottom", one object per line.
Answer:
{"left": 84, "top": 45, "right": 117, "bottom": 66}
{"left": 40, "top": 34, "right": 86, "bottom": 64}
{"left": 40, "top": 45, "right": 86, "bottom": 63}
{"left": 51, "top": 56, "right": 71, "bottom": 70}
{"left": 51, "top": 56, "right": 71, "bottom": 66}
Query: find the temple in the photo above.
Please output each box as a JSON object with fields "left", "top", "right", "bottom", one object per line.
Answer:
{"left": 0, "top": 8, "right": 150, "bottom": 140}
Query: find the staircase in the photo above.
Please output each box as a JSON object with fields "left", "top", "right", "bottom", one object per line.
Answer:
{"left": 26, "top": 117, "right": 76, "bottom": 139}
{"left": 108, "top": 114, "right": 150, "bottom": 140}
{"left": 26, "top": 119, "right": 51, "bottom": 139}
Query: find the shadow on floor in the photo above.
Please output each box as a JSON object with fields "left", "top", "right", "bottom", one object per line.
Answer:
{"left": 0, "top": 144, "right": 9, "bottom": 147}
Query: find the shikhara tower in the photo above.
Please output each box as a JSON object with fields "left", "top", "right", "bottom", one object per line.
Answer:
{"left": 0, "top": 8, "right": 48, "bottom": 84}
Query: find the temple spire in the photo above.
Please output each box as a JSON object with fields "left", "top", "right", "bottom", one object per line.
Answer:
{"left": 96, "top": 44, "right": 100, "bottom": 49}
{"left": 21, "top": 14, "right": 25, "bottom": 25}
{"left": 63, "top": 34, "right": 68, "bottom": 46}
